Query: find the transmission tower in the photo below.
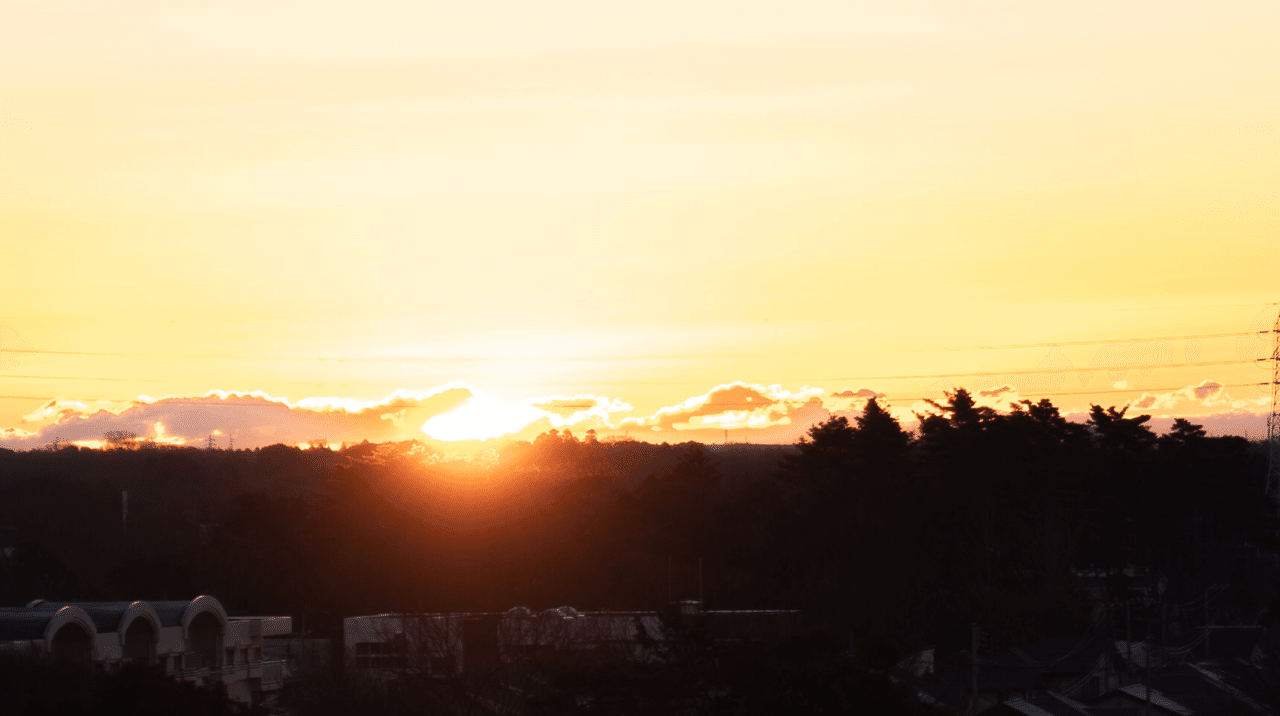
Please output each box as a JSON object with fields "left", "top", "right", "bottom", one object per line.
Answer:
{"left": 1267, "top": 309, "right": 1280, "bottom": 505}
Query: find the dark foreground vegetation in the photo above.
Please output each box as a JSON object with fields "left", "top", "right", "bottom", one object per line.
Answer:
{"left": 0, "top": 660, "right": 260, "bottom": 716}
{"left": 0, "top": 389, "right": 1274, "bottom": 712}
{"left": 278, "top": 604, "right": 942, "bottom": 716}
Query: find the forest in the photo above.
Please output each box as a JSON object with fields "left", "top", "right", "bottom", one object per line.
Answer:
{"left": 0, "top": 389, "right": 1273, "bottom": 668}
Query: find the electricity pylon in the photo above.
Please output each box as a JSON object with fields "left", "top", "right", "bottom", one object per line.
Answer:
{"left": 1267, "top": 310, "right": 1280, "bottom": 505}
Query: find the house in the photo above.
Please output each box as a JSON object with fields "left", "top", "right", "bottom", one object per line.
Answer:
{"left": 0, "top": 595, "right": 292, "bottom": 708}
{"left": 913, "top": 631, "right": 1121, "bottom": 710}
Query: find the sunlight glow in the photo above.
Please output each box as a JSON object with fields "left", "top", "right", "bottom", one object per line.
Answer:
{"left": 151, "top": 421, "right": 187, "bottom": 446}
{"left": 0, "top": 1, "right": 1274, "bottom": 445}
{"left": 421, "top": 394, "right": 547, "bottom": 442}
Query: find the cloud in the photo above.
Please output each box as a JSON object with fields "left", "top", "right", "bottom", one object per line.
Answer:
{"left": 0, "top": 386, "right": 476, "bottom": 450}
{"left": 532, "top": 395, "right": 632, "bottom": 423}
{"left": 620, "top": 382, "right": 823, "bottom": 433}
{"left": 825, "top": 387, "right": 922, "bottom": 426}
{"left": 0, "top": 426, "right": 37, "bottom": 442}
{"left": 0, "top": 383, "right": 638, "bottom": 450}
{"left": 2, "top": 376, "right": 1265, "bottom": 453}
{"left": 830, "top": 388, "right": 886, "bottom": 400}
{"left": 1193, "top": 381, "right": 1223, "bottom": 400}
{"left": 422, "top": 395, "right": 548, "bottom": 442}
{"left": 421, "top": 392, "right": 633, "bottom": 442}
{"left": 1123, "top": 380, "right": 1268, "bottom": 416}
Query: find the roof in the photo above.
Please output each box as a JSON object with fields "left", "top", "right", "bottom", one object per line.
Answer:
{"left": 1010, "top": 635, "right": 1109, "bottom": 674}
{"left": 0, "top": 597, "right": 235, "bottom": 643}
{"left": 20, "top": 600, "right": 186, "bottom": 630}
{"left": 1115, "top": 684, "right": 1195, "bottom": 716}
{"left": 1206, "top": 626, "right": 1262, "bottom": 661}
{"left": 1151, "top": 666, "right": 1270, "bottom": 715}
{"left": 26, "top": 602, "right": 131, "bottom": 632}
{"left": 0, "top": 609, "right": 56, "bottom": 641}
{"left": 149, "top": 601, "right": 200, "bottom": 628}
{"left": 1031, "top": 692, "right": 1094, "bottom": 716}
{"left": 937, "top": 633, "right": 1110, "bottom": 695}
{"left": 977, "top": 692, "right": 1093, "bottom": 716}
{"left": 992, "top": 698, "right": 1057, "bottom": 716}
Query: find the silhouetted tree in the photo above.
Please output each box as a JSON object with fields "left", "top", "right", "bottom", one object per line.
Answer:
{"left": 778, "top": 414, "right": 857, "bottom": 485}
{"left": 1087, "top": 404, "right": 1156, "bottom": 456}
{"left": 1158, "top": 417, "right": 1207, "bottom": 449}
{"left": 850, "top": 397, "right": 911, "bottom": 475}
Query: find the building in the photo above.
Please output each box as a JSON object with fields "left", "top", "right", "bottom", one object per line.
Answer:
{"left": 344, "top": 601, "right": 804, "bottom": 678}
{"left": 933, "top": 623, "right": 1280, "bottom": 716}
{"left": 0, "top": 595, "right": 292, "bottom": 708}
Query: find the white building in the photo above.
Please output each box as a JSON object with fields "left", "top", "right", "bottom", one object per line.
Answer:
{"left": 0, "top": 596, "right": 292, "bottom": 707}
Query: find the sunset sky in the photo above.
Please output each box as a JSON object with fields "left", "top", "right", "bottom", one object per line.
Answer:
{"left": 1, "top": 0, "right": 1277, "bottom": 451}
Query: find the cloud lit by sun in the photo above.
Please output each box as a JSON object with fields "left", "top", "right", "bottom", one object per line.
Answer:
{"left": 421, "top": 391, "right": 633, "bottom": 442}
{"left": 421, "top": 394, "right": 549, "bottom": 442}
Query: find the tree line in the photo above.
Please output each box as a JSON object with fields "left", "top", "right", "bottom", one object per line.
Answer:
{"left": 0, "top": 390, "right": 1272, "bottom": 663}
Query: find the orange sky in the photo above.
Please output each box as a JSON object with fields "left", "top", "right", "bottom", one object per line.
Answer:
{"left": 1, "top": 1, "right": 1277, "bottom": 450}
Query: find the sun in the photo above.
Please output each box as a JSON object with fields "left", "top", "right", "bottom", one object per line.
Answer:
{"left": 420, "top": 393, "right": 545, "bottom": 442}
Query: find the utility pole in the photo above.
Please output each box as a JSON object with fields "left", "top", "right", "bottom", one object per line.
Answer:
{"left": 970, "top": 623, "right": 980, "bottom": 714}
{"left": 121, "top": 490, "right": 127, "bottom": 539}
{"left": 1144, "top": 629, "right": 1152, "bottom": 716}
{"left": 1126, "top": 602, "right": 1133, "bottom": 678}
{"left": 1160, "top": 602, "right": 1167, "bottom": 670}
{"left": 1108, "top": 603, "right": 1116, "bottom": 692}
{"left": 1203, "top": 587, "right": 1211, "bottom": 661}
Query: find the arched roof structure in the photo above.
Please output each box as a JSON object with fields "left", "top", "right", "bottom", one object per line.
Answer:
{"left": 42, "top": 606, "right": 97, "bottom": 645}
{"left": 180, "top": 595, "right": 228, "bottom": 637}
{"left": 119, "top": 601, "right": 162, "bottom": 637}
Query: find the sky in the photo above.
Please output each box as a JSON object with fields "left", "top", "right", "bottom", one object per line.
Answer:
{"left": 1, "top": 0, "right": 1277, "bottom": 452}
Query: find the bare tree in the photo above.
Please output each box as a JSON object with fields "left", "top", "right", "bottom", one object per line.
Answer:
{"left": 104, "top": 431, "right": 138, "bottom": 449}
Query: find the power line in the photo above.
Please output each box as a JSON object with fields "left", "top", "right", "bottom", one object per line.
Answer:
{"left": 878, "top": 382, "right": 1267, "bottom": 404}
{"left": 4, "top": 327, "right": 1275, "bottom": 364}
{"left": 9, "top": 355, "right": 1260, "bottom": 386}
{"left": 0, "top": 374, "right": 163, "bottom": 383}
{"left": 1, "top": 348, "right": 759, "bottom": 362}
{"left": 933, "top": 330, "right": 1272, "bottom": 352}
{"left": 2, "top": 322, "right": 1272, "bottom": 409}
{"left": 819, "top": 358, "right": 1256, "bottom": 383}
{"left": 0, "top": 374, "right": 385, "bottom": 385}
